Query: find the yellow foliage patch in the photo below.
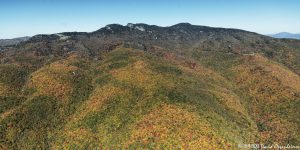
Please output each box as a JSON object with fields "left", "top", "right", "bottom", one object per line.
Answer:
{"left": 27, "top": 61, "right": 78, "bottom": 100}
{"left": 67, "top": 84, "right": 124, "bottom": 125}
{"left": 234, "top": 55, "right": 299, "bottom": 103}
{"left": 233, "top": 54, "right": 300, "bottom": 144}
{"left": 180, "top": 62, "right": 228, "bottom": 83}
{"left": 54, "top": 84, "right": 132, "bottom": 148}
{"left": 204, "top": 87, "right": 248, "bottom": 116}
{"left": 0, "top": 83, "right": 10, "bottom": 95}
{"left": 250, "top": 55, "right": 300, "bottom": 92}
{"left": 111, "top": 60, "right": 168, "bottom": 95}
{"left": 51, "top": 128, "right": 98, "bottom": 149}
{"left": 128, "top": 104, "right": 230, "bottom": 149}
{"left": 85, "top": 85, "right": 122, "bottom": 113}
{"left": 162, "top": 51, "right": 232, "bottom": 87}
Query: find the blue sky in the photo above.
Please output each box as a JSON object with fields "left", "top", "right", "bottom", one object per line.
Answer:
{"left": 0, "top": 0, "right": 299, "bottom": 39}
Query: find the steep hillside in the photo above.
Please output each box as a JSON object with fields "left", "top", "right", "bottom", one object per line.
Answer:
{"left": 0, "top": 23, "right": 299, "bottom": 149}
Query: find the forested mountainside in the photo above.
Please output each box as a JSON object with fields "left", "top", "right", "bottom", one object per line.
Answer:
{"left": 0, "top": 23, "right": 299, "bottom": 149}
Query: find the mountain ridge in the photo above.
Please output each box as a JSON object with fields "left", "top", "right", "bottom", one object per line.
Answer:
{"left": 15, "top": 23, "right": 300, "bottom": 75}
{"left": 29, "top": 23, "right": 258, "bottom": 38}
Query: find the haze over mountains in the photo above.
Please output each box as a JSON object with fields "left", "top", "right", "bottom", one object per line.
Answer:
{"left": 0, "top": 37, "right": 31, "bottom": 47}
{"left": 268, "top": 32, "right": 300, "bottom": 39}
{"left": 0, "top": 23, "right": 300, "bottom": 149}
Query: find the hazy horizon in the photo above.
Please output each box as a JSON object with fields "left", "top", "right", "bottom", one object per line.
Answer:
{"left": 1, "top": 0, "right": 300, "bottom": 39}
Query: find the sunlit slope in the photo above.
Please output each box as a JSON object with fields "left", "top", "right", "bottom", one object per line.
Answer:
{"left": 194, "top": 50, "right": 300, "bottom": 145}
{"left": 0, "top": 48, "right": 299, "bottom": 149}
{"left": 0, "top": 54, "right": 93, "bottom": 149}
{"left": 232, "top": 55, "right": 300, "bottom": 144}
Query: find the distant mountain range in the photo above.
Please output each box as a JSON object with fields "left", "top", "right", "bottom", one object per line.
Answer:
{"left": 268, "top": 32, "right": 300, "bottom": 39}
{"left": 0, "top": 36, "right": 30, "bottom": 47}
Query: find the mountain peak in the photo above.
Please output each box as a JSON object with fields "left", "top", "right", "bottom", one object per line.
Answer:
{"left": 172, "top": 22, "right": 192, "bottom": 27}
{"left": 126, "top": 23, "right": 148, "bottom": 31}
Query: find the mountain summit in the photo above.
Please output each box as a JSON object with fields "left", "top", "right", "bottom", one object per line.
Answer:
{"left": 0, "top": 23, "right": 300, "bottom": 149}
